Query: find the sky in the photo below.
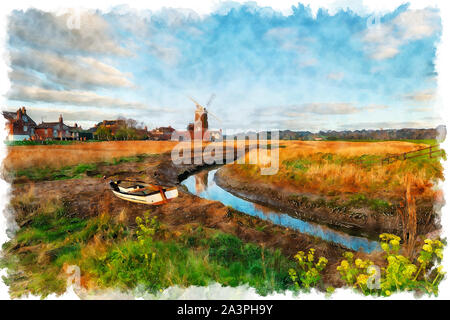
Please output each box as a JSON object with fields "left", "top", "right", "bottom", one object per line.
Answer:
{"left": 4, "top": 2, "right": 443, "bottom": 132}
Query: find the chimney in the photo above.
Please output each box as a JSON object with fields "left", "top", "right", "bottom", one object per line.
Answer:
{"left": 75, "top": 123, "right": 78, "bottom": 128}
{"left": 22, "top": 107, "right": 26, "bottom": 114}
{"left": 59, "top": 114, "right": 63, "bottom": 123}
{"left": 17, "top": 108, "right": 21, "bottom": 120}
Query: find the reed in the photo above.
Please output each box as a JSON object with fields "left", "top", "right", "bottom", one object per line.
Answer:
{"left": 229, "top": 141, "right": 442, "bottom": 201}
{"left": 3, "top": 140, "right": 178, "bottom": 171}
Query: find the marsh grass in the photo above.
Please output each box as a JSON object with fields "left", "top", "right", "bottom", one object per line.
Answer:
{"left": 15, "top": 163, "right": 98, "bottom": 181}
{"left": 231, "top": 141, "right": 443, "bottom": 202}
{"left": 1, "top": 199, "right": 296, "bottom": 298}
{"left": 80, "top": 225, "right": 295, "bottom": 295}
{"left": 12, "top": 154, "right": 155, "bottom": 182}
{"left": 4, "top": 140, "right": 177, "bottom": 172}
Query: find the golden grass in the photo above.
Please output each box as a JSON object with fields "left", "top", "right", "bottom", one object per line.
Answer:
{"left": 3, "top": 141, "right": 179, "bottom": 171}
{"left": 230, "top": 141, "right": 442, "bottom": 200}
{"left": 278, "top": 140, "right": 426, "bottom": 158}
{"left": 3, "top": 140, "right": 262, "bottom": 172}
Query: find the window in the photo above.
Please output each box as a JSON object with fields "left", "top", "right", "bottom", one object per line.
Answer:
{"left": 45, "top": 129, "right": 48, "bottom": 135}
{"left": 23, "top": 126, "right": 27, "bottom": 132}
{"left": 54, "top": 130, "right": 57, "bottom": 137}
{"left": 23, "top": 115, "right": 28, "bottom": 122}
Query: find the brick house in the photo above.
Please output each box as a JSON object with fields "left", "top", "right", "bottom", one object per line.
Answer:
{"left": 94, "top": 120, "right": 126, "bottom": 136}
{"left": 149, "top": 126, "right": 175, "bottom": 140}
{"left": 2, "top": 107, "right": 37, "bottom": 141}
{"left": 35, "top": 114, "right": 80, "bottom": 140}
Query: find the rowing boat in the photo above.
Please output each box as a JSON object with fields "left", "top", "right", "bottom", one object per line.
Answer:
{"left": 109, "top": 180, "right": 178, "bottom": 205}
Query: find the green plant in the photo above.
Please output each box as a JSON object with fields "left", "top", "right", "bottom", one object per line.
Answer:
{"left": 336, "top": 234, "right": 446, "bottom": 296}
{"left": 288, "top": 248, "right": 328, "bottom": 290}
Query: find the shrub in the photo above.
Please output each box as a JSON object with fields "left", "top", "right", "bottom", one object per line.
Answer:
{"left": 336, "top": 234, "right": 445, "bottom": 296}
{"left": 289, "top": 248, "right": 328, "bottom": 290}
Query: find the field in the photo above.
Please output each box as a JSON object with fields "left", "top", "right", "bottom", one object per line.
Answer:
{"left": 231, "top": 140, "right": 444, "bottom": 202}
{"left": 3, "top": 140, "right": 178, "bottom": 172}
{"left": 0, "top": 139, "right": 446, "bottom": 298}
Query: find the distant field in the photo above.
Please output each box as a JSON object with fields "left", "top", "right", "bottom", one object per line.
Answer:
{"left": 230, "top": 140, "right": 444, "bottom": 201}
{"left": 321, "top": 139, "right": 438, "bottom": 145}
{"left": 3, "top": 141, "right": 179, "bottom": 171}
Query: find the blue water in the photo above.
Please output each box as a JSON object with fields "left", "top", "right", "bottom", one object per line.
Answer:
{"left": 181, "top": 169, "right": 380, "bottom": 253}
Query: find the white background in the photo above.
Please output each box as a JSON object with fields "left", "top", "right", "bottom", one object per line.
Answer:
{"left": 0, "top": 0, "right": 449, "bottom": 300}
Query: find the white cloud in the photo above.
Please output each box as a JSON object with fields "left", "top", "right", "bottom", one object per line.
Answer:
{"left": 370, "top": 46, "right": 399, "bottom": 60}
{"left": 338, "top": 120, "right": 440, "bottom": 130}
{"left": 404, "top": 89, "right": 436, "bottom": 102}
{"left": 363, "top": 104, "right": 389, "bottom": 112}
{"left": 265, "top": 27, "right": 309, "bottom": 52}
{"left": 9, "top": 9, "right": 129, "bottom": 56}
{"left": 8, "top": 85, "right": 149, "bottom": 110}
{"left": 299, "top": 103, "right": 357, "bottom": 115}
{"left": 362, "top": 8, "right": 440, "bottom": 60}
{"left": 327, "top": 72, "right": 344, "bottom": 81}
{"left": 10, "top": 49, "right": 133, "bottom": 90}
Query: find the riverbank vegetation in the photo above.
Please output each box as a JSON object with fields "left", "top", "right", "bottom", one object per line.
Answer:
{"left": 1, "top": 182, "right": 445, "bottom": 298}
{"left": 0, "top": 195, "right": 296, "bottom": 298}
{"left": 3, "top": 140, "right": 178, "bottom": 172}
{"left": 10, "top": 154, "right": 155, "bottom": 182}
{"left": 335, "top": 234, "right": 445, "bottom": 296}
{"left": 229, "top": 141, "right": 444, "bottom": 202}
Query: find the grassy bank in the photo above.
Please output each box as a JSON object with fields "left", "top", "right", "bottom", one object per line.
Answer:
{"left": 3, "top": 140, "right": 178, "bottom": 172}
{"left": 0, "top": 196, "right": 296, "bottom": 298}
{"left": 11, "top": 154, "right": 155, "bottom": 182}
{"left": 233, "top": 141, "right": 443, "bottom": 203}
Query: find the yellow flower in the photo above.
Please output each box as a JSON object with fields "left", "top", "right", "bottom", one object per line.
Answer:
{"left": 424, "top": 239, "right": 433, "bottom": 245}
{"left": 390, "top": 239, "right": 400, "bottom": 247}
{"left": 340, "top": 260, "right": 349, "bottom": 269}
{"left": 437, "top": 265, "right": 445, "bottom": 275}
{"left": 381, "top": 243, "right": 390, "bottom": 252}
{"left": 355, "top": 258, "right": 363, "bottom": 267}
{"left": 356, "top": 274, "right": 369, "bottom": 285}
{"left": 385, "top": 290, "right": 391, "bottom": 296}
{"left": 343, "top": 252, "right": 354, "bottom": 260}
{"left": 423, "top": 244, "right": 433, "bottom": 253}
{"left": 435, "top": 248, "right": 443, "bottom": 259}
{"left": 294, "top": 251, "right": 305, "bottom": 262}
{"left": 403, "top": 264, "right": 417, "bottom": 278}
{"left": 433, "top": 240, "right": 443, "bottom": 248}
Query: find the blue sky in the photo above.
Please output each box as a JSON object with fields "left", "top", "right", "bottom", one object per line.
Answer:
{"left": 5, "top": 2, "right": 442, "bottom": 131}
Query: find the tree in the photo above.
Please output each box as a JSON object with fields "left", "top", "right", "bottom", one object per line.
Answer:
{"left": 95, "top": 125, "right": 112, "bottom": 141}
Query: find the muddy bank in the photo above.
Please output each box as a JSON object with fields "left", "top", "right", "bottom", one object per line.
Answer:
{"left": 215, "top": 166, "right": 440, "bottom": 239}
{"left": 11, "top": 174, "right": 357, "bottom": 287}
{"left": 5, "top": 150, "right": 392, "bottom": 288}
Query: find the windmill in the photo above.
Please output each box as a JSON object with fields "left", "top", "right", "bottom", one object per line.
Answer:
{"left": 187, "top": 94, "right": 222, "bottom": 141}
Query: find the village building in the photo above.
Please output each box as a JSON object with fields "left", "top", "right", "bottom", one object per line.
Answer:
{"left": 94, "top": 119, "right": 126, "bottom": 137}
{"left": 35, "top": 115, "right": 81, "bottom": 140}
{"left": 149, "top": 126, "right": 175, "bottom": 140}
{"left": 2, "top": 107, "right": 37, "bottom": 141}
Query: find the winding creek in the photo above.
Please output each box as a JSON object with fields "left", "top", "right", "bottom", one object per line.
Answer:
{"left": 182, "top": 169, "right": 381, "bottom": 253}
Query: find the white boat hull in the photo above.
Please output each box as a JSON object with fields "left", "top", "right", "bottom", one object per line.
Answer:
{"left": 110, "top": 183, "right": 178, "bottom": 205}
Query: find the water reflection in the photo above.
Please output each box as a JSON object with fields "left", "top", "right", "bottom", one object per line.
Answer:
{"left": 195, "top": 170, "right": 209, "bottom": 194}
{"left": 181, "top": 169, "right": 380, "bottom": 253}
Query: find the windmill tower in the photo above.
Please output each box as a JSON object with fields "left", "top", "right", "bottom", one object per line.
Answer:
{"left": 188, "top": 94, "right": 219, "bottom": 141}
